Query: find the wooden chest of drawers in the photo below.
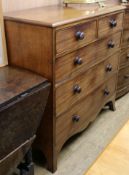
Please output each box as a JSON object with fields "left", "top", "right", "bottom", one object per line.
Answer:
{"left": 117, "top": 7, "right": 129, "bottom": 98}
{"left": 4, "top": 5, "right": 125, "bottom": 172}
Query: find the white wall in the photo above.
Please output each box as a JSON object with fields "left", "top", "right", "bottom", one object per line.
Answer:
{"left": 0, "top": 27, "right": 3, "bottom": 65}
{"left": 0, "top": 0, "right": 7, "bottom": 67}
{"left": 2, "top": 0, "right": 61, "bottom": 12}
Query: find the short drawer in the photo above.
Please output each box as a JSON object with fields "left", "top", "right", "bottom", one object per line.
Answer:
{"left": 118, "top": 65, "right": 129, "bottom": 89}
{"left": 119, "top": 48, "right": 129, "bottom": 68}
{"left": 56, "top": 75, "right": 117, "bottom": 152}
{"left": 56, "top": 20, "right": 97, "bottom": 55}
{"left": 56, "top": 55, "right": 118, "bottom": 116}
{"left": 124, "top": 11, "right": 129, "bottom": 29}
{"left": 98, "top": 12, "right": 123, "bottom": 38}
{"left": 122, "top": 30, "right": 129, "bottom": 49}
{"left": 55, "top": 32, "right": 121, "bottom": 83}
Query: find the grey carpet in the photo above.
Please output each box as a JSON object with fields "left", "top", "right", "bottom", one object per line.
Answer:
{"left": 35, "top": 93, "right": 129, "bottom": 175}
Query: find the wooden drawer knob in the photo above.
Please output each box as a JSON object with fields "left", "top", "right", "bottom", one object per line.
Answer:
{"left": 74, "top": 56, "right": 83, "bottom": 65}
{"left": 127, "top": 54, "right": 129, "bottom": 59}
{"left": 73, "top": 85, "right": 82, "bottom": 94}
{"left": 106, "top": 64, "right": 112, "bottom": 72}
{"left": 124, "top": 74, "right": 129, "bottom": 79}
{"left": 110, "top": 19, "right": 117, "bottom": 28}
{"left": 75, "top": 31, "right": 85, "bottom": 40}
{"left": 108, "top": 41, "right": 115, "bottom": 48}
{"left": 104, "top": 89, "right": 110, "bottom": 96}
{"left": 72, "top": 115, "right": 80, "bottom": 122}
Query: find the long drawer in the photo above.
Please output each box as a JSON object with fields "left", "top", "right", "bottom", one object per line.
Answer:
{"left": 117, "top": 65, "right": 129, "bottom": 89}
{"left": 56, "top": 20, "right": 97, "bottom": 55}
{"left": 119, "top": 48, "right": 129, "bottom": 68}
{"left": 98, "top": 12, "right": 123, "bottom": 38}
{"left": 56, "top": 55, "right": 118, "bottom": 116}
{"left": 56, "top": 75, "right": 117, "bottom": 152}
{"left": 55, "top": 32, "right": 121, "bottom": 83}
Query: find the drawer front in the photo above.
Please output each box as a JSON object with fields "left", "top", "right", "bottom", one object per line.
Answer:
{"left": 56, "top": 20, "right": 97, "bottom": 55}
{"left": 124, "top": 11, "right": 129, "bottom": 29}
{"left": 56, "top": 56, "right": 118, "bottom": 116}
{"left": 119, "top": 48, "right": 129, "bottom": 68}
{"left": 55, "top": 32, "right": 121, "bottom": 83}
{"left": 122, "top": 30, "right": 129, "bottom": 49}
{"left": 98, "top": 12, "right": 123, "bottom": 38}
{"left": 118, "top": 65, "right": 129, "bottom": 89}
{"left": 116, "top": 85, "right": 129, "bottom": 99}
{"left": 56, "top": 75, "right": 117, "bottom": 152}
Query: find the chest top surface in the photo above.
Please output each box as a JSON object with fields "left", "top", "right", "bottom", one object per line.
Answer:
{"left": 4, "top": 5, "right": 125, "bottom": 27}
{"left": 0, "top": 66, "right": 47, "bottom": 107}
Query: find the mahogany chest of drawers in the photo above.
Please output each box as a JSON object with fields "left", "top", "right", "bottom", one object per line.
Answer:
{"left": 4, "top": 5, "right": 125, "bottom": 172}
{"left": 117, "top": 6, "right": 129, "bottom": 98}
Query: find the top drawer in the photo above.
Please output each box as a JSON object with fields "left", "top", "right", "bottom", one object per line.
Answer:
{"left": 98, "top": 12, "right": 123, "bottom": 38}
{"left": 56, "top": 20, "right": 97, "bottom": 55}
{"left": 124, "top": 11, "right": 129, "bottom": 29}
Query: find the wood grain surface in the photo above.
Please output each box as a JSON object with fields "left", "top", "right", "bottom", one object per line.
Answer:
{"left": 85, "top": 120, "right": 129, "bottom": 175}
{"left": 4, "top": 5, "right": 125, "bottom": 27}
{"left": 116, "top": 8, "right": 129, "bottom": 98}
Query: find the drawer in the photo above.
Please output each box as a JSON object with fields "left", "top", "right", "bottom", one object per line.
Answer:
{"left": 98, "top": 12, "right": 123, "bottom": 38}
{"left": 56, "top": 20, "right": 97, "bottom": 55}
{"left": 118, "top": 65, "right": 129, "bottom": 89}
{"left": 116, "top": 85, "right": 129, "bottom": 99}
{"left": 56, "top": 75, "right": 117, "bottom": 152}
{"left": 55, "top": 32, "right": 121, "bottom": 83}
{"left": 56, "top": 55, "right": 118, "bottom": 116}
{"left": 124, "top": 11, "right": 129, "bottom": 29}
{"left": 122, "top": 30, "right": 129, "bottom": 49}
{"left": 119, "top": 48, "right": 129, "bottom": 68}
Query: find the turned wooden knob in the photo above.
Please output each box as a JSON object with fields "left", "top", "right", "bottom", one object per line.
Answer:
{"left": 124, "top": 74, "right": 129, "bottom": 79}
{"left": 127, "top": 54, "right": 129, "bottom": 59}
{"left": 104, "top": 89, "right": 110, "bottom": 96}
{"left": 75, "top": 31, "right": 85, "bottom": 40}
{"left": 74, "top": 56, "right": 83, "bottom": 65}
{"left": 72, "top": 115, "right": 80, "bottom": 122}
{"left": 106, "top": 64, "right": 112, "bottom": 72}
{"left": 73, "top": 85, "right": 82, "bottom": 94}
{"left": 110, "top": 19, "right": 117, "bottom": 28}
{"left": 108, "top": 41, "right": 115, "bottom": 48}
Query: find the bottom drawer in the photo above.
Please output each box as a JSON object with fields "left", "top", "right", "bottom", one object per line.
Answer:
{"left": 56, "top": 75, "right": 117, "bottom": 152}
{"left": 118, "top": 65, "right": 129, "bottom": 89}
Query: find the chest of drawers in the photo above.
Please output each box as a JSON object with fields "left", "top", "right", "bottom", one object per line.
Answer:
{"left": 4, "top": 5, "right": 125, "bottom": 172}
{"left": 117, "top": 6, "right": 129, "bottom": 98}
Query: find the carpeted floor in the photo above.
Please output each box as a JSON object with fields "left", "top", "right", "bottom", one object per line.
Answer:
{"left": 35, "top": 93, "right": 129, "bottom": 175}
